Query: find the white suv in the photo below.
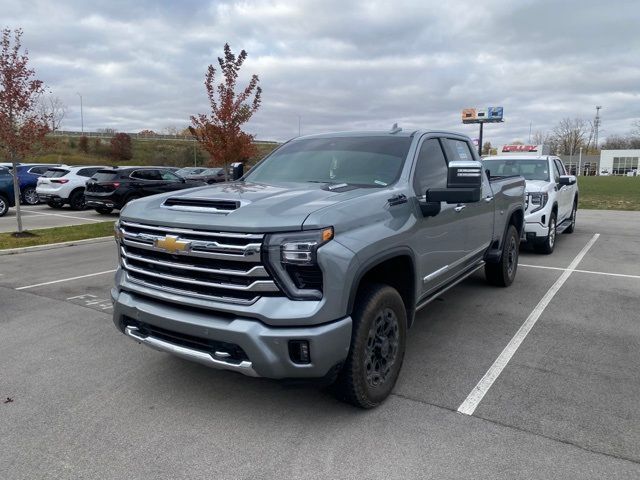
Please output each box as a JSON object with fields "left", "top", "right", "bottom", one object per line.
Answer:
{"left": 483, "top": 154, "right": 578, "bottom": 254}
{"left": 37, "top": 166, "right": 107, "bottom": 210}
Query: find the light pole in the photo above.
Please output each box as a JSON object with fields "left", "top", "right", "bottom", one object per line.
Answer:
{"left": 578, "top": 147, "right": 583, "bottom": 176}
{"left": 77, "top": 93, "right": 84, "bottom": 133}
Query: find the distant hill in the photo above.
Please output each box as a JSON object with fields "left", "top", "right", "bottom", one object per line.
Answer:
{"left": 22, "top": 134, "right": 279, "bottom": 168}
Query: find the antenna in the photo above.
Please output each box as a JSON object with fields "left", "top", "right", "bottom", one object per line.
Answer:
{"left": 390, "top": 123, "right": 402, "bottom": 134}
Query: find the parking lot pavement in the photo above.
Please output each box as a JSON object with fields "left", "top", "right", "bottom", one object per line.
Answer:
{"left": 1, "top": 209, "right": 640, "bottom": 478}
{"left": 0, "top": 204, "right": 118, "bottom": 233}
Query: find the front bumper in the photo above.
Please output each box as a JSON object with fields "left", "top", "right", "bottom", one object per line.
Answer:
{"left": 111, "top": 288, "right": 352, "bottom": 379}
{"left": 524, "top": 206, "right": 551, "bottom": 241}
{"left": 86, "top": 198, "right": 117, "bottom": 209}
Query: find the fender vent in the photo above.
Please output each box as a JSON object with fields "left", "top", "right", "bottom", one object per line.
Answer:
{"left": 163, "top": 197, "right": 240, "bottom": 212}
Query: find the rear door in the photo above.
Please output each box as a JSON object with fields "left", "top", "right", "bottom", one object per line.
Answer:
{"left": 411, "top": 136, "right": 468, "bottom": 295}
{"left": 553, "top": 158, "right": 573, "bottom": 221}
{"left": 442, "top": 138, "right": 493, "bottom": 260}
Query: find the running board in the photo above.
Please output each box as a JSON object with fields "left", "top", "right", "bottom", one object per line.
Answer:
{"left": 415, "top": 262, "right": 485, "bottom": 312}
{"left": 556, "top": 218, "right": 572, "bottom": 234}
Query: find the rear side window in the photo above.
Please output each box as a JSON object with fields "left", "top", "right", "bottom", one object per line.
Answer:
{"left": 160, "top": 170, "right": 180, "bottom": 181}
{"left": 413, "top": 138, "right": 448, "bottom": 194}
{"left": 42, "top": 169, "right": 69, "bottom": 178}
{"left": 131, "top": 169, "right": 161, "bottom": 181}
{"left": 28, "top": 166, "right": 50, "bottom": 175}
{"left": 92, "top": 171, "right": 120, "bottom": 182}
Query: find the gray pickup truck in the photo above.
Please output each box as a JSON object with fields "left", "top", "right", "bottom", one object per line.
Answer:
{"left": 112, "top": 129, "right": 525, "bottom": 408}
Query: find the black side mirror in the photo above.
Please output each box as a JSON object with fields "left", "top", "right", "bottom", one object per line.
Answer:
{"left": 426, "top": 160, "right": 483, "bottom": 204}
{"left": 559, "top": 175, "right": 576, "bottom": 186}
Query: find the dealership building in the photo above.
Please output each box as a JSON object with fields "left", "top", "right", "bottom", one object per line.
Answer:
{"left": 597, "top": 150, "right": 640, "bottom": 176}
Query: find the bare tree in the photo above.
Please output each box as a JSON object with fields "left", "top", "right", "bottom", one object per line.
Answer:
{"left": 38, "top": 94, "right": 66, "bottom": 131}
{"left": 552, "top": 118, "right": 589, "bottom": 155}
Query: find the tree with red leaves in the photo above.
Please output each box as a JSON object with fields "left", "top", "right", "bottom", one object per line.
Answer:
{"left": 0, "top": 28, "right": 50, "bottom": 233}
{"left": 110, "top": 132, "right": 132, "bottom": 161}
{"left": 190, "top": 44, "right": 262, "bottom": 178}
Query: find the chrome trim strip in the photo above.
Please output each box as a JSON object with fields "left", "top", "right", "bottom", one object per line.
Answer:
{"left": 120, "top": 221, "right": 264, "bottom": 240}
{"left": 123, "top": 272, "right": 259, "bottom": 305}
{"left": 124, "top": 326, "right": 259, "bottom": 377}
{"left": 122, "top": 238, "right": 260, "bottom": 262}
{"left": 120, "top": 247, "right": 268, "bottom": 277}
{"left": 120, "top": 228, "right": 262, "bottom": 254}
{"left": 159, "top": 205, "right": 231, "bottom": 214}
{"left": 122, "top": 259, "right": 279, "bottom": 292}
{"left": 416, "top": 262, "right": 485, "bottom": 312}
{"left": 423, "top": 265, "right": 449, "bottom": 283}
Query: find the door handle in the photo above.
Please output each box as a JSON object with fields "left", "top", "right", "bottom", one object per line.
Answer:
{"left": 454, "top": 204, "right": 466, "bottom": 212}
{"left": 484, "top": 196, "right": 493, "bottom": 202}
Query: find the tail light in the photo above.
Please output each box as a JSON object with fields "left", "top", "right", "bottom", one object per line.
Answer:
{"left": 51, "top": 179, "right": 69, "bottom": 184}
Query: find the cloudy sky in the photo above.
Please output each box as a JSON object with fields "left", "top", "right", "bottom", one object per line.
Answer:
{"left": 2, "top": 0, "right": 639, "bottom": 145}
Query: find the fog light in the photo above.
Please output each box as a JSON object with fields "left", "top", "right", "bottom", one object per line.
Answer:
{"left": 289, "top": 340, "right": 311, "bottom": 364}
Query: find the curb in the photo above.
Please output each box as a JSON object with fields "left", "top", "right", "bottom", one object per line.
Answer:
{"left": 0, "top": 236, "right": 113, "bottom": 256}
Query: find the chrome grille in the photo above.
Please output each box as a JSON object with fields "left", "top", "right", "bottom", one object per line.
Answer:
{"left": 118, "top": 221, "right": 281, "bottom": 305}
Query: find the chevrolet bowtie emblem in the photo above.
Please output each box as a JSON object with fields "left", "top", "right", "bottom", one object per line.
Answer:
{"left": 154, "top": 235, "right": 191, "bottom": 254}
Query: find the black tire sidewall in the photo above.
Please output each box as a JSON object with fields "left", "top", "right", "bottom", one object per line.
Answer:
{"left": 70, "top": 191, "right": 86, "bottom": 210}
{"left": 0, "top": 196, "right": 8, "bottom": 216}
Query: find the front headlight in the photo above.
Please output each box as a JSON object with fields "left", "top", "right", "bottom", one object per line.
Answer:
{"left": 528, "top": 192, "right": 548, "bottom": 213}
{"left": 264, "top": 227, "right": 333, "bottom": 300}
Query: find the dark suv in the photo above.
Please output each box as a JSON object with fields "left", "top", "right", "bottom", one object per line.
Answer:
{"left": 85, "top": 167, "right": 204, "bottom": 214}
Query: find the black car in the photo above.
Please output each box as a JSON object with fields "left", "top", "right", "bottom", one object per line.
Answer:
{"left": 85, "top": 166, "right": 204, "bottom": 214}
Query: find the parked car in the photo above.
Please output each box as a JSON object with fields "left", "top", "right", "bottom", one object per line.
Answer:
{"left": 111, "top": 129, "right": 526, "bottom": 408}
{"left": 0, "top": 166, "right": 16, "bottom": 217}
{"left": 36, "top": 166, "right": 107, "bottom": 210}
{"left": 13, "top": 163, "right": 65, "bottom": 205}
{"left": 181, "top": 167, "right": 226, "bottom": 184}
{"left": 483, "top": 153, "right": 578, "bottom": 254}
{"left": 175, "top": 167, "right": 206, "bottom": 178}
{"left": 85, "top": 166, "right": 205, "bottom": 214}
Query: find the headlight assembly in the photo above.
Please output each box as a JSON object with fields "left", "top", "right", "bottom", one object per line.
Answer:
{"left": 264, "top": 227, "right": 333, "bottom": 300}
{"left": 528, "top": 192, "right": 548, "bottom": 213}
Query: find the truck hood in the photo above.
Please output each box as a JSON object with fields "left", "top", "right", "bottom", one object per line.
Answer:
{"left": 120, "top": 181, "right": 374, "bottom": 232}
{"left": 524, "top": 179, "right": 551, "bottom": 193}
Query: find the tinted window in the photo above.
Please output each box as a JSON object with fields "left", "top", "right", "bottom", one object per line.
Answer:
{"left": 29, "top": 166, "right": 50, "bottom": 174}
{"left": 42, "top": 169, "right": 69, "bottom": 178}
{"left": 77, "top": 168, "right": 100, "bottom": 177}
{"left": 413, "top": 138, "right": 448, "bottom": 194}
{"left": 92, "top": 171, "right": 120, "bottom": 182}
{"left": 131, "top": 170, "right": 160, "bottom": 180}
{"left": 483, "top": 159, "right": 550, "bottom": 181}
{"left": 245, "top": 136, "right": 412, "bottom": 187}
{"left": 445, "top": 138, "right": 475, "bottom": 162}
{"left": 160, "top": 170, "right": 180, "bottom": 181}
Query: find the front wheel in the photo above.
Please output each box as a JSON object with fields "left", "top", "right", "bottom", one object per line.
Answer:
{"left": 333, "top": 284, "right": 407, "bottom": 408}
{"left": 535, "top": 212, "right": 557, "bottom": 254}
{"left": 485, "top": 224, "right": 519, "bottom": 287}
{"left": 47, "top": 199, "right": 64, "bottom": 209}
{"left": 69, "top": 190, "right": 86, "bottom": 210}
{"left": 22, "top": 187, "right": 39, "bottom": 205}
{"left": 0, "top": 195, "right": 8, "bottom": 217}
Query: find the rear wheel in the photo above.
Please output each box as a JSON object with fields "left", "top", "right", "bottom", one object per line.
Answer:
{"left": 95, "top": 207, "right": 113, "bottom": 215}
{"left": 535, "top": 212, "right": 557, "bottom": 254}
{"left": 69, "top": 190, "right": 86, "bottom": 210}
{"left": 564, "top": 201, "right": 577, "bottom": 234}
{"left": 333, "top": 284, "right": 407, "bottom": 408}
{"left": 485, "top": 224, "right": 519, "bottom": 287}
{"left": 0, "top": 195, "right": 8, "bottom": 217}
{"left": 22, "top": 187, "right": 39, "bottom": 205}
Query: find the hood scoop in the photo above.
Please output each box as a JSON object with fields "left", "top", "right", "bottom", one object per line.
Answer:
{"left": 162, "top": 197, "right": 241, "bottom": 214}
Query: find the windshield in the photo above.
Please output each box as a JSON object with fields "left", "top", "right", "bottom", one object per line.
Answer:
{"left": 176, "top": 168, "right": 205, "bottom": 177}
{"left": 92, "top": 171, "right": 120, "bottom": 182}
{"left": 42, "top": 168, "right": 69, "bottom": 178}
{"left": 244, "top": 136, "right": 412, "bottom": 187}
{"left": 483, "top": 159, "right": 550, "bottom": 181}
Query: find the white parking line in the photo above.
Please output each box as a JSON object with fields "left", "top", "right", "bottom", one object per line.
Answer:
{"left": 16, "top": 270, "right": 116, "bottom": 290}
{"left": 520, "top": 264, "right": 640, "bottom": 280}
{"left": 457, "top": 233, "right": 600, "bottom": 416}
{"left": 20, "top": 210, "right": 104, "bottom": 223}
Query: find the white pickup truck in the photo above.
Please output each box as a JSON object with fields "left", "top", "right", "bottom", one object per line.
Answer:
{"left": 483, "top": 145, "right": 578, "bottom": 254}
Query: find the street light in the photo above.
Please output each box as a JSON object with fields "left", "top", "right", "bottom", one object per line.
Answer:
{"left": 77, "top": 93, "right": 84, "bottom": 133}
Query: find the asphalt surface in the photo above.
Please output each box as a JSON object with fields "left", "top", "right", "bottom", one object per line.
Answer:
{"left": 0, "top": 204, "right": 118, "bottom": 233}
{"left": 1, "top": 209, "right": 639, "bottom": 479}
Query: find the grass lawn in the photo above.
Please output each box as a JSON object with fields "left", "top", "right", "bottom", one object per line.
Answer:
{"left": 578, "top": 176, "right": 640, "bottom": 211}
{"left": 0, "top": 221, "right": 115, "bottom": 250}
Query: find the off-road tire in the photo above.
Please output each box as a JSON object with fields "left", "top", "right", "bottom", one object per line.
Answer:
{"left": 69, "top": 190, "right": 86, "bottom": 210}
{"left": 535, "top": 212, "right": 557, "bottom": 254}
{"left": 333, "top": 283, "right": 407, "bottom": 408}
{"left": 485, "top": 224, "right": 519, "bottom": 287}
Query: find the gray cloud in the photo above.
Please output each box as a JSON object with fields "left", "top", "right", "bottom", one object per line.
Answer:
{"left": 2, "top": 0, "right": 638, "bottom": 145}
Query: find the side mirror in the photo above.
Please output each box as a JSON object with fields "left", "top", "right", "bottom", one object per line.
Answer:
{"left": 426, "top": 160, "right": 483, "bottom": 204}
{"left": 559, "top": 175, "right": 576, "bottom": 186}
